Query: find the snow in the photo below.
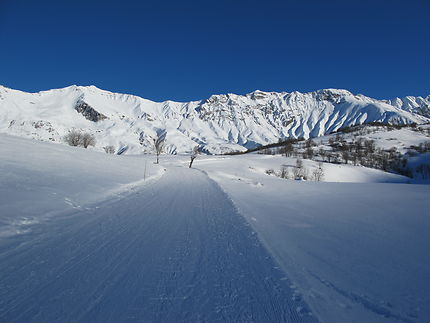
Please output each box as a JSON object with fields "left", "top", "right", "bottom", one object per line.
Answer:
{"left": 388, "top": 96, "right": 430, "bottom": 118}
{"left": 193, "top": 155, "right": 430, "bottom": 323}
{"left": 296, "top": 125, "right": 430, "bottom": 166}
{"left": 0, "top": 85, "right": 428, "bottom": 155}
{"left": 1, "top": 135, "right": 429, "bottom": 322}
{"left": 0, "top": 134, "right": 163, "bottom": 238}
{"left": 0, "top": 135, "right": 316, "bottom": 322}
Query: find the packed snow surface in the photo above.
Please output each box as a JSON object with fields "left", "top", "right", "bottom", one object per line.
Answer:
{"left": 0, "top": 135, "right": 316, "bottom": 322}
{"left": 1, "top": 135, "right": 430, "bottom": 322}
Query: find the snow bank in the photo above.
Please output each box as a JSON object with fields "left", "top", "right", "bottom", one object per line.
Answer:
{"left": 0, "top": 134, "right": 163, "bottom": 238}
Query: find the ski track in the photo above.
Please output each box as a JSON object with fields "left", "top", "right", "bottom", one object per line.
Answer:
{"left": 0, "top": 167, "right": 317, "bottom": 322}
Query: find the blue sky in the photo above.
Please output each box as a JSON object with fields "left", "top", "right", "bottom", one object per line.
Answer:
{"left": 0, "top": 0, "right": 429, "bottom": 101}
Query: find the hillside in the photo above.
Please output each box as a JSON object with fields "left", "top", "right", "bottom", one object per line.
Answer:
{"left": 0, "top": 85, "right": 428, "bottom": 154}
{"left": 1, "top": 134, "right": 430, "bottom": 322}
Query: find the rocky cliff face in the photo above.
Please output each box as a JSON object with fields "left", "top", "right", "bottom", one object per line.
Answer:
{"left": 74, "top": 99, "right": 107, "bottom": 122}
{"left": 0, "top": 85, "right": 428, "bottom": 154}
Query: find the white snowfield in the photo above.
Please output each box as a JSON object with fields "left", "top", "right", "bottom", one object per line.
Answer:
{"left": 192, "top": 155, "right": 430, "bottom": 323}
{"left": 1, "top": 135, "right": 430, "bottom": 323}
{"left": 0, "top": 85, "right": 428, "bottom": 155}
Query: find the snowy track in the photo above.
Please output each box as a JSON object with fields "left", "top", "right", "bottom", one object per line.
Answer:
{"left": 0, "top": 167, "right": 316, "bottom": 322}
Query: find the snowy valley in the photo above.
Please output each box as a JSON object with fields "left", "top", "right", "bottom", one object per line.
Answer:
{"left": 1, "top": 86, "right": 430, "bottom": 322}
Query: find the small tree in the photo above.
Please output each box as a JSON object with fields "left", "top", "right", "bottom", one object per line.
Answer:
{"left": 312, "top": 162, "right": 325, "bottom": 181}
{"left": 189, "top": 146, "right": 199, "bottom": 168}
{"left": 284, "top": 141, "right": 295, "bottom": 157}
{"left": 280, "top": 165, "right": 289, "bottom": 179}
{"left": 81, "top": 133, "right": 96, "bottom": 148}
{"left": 64, "top": 129, "right": 82, "bottom": 147}
{"left": 103, "top": 145, "right": 115, "bottom": 154}
{"left": 341, "top": 151, "right": 349, "bottom": 164}
{"left": 305, "top": 146, "right": 314, "bottom": 159}
{"left": 318, "top": 148, "right": 326, "bottom": 162}
{"left": 153, "top": 131, "right": 166, "bottom": 164}
{"left": 293, "top": 158, "right": 307, "bottom": 180}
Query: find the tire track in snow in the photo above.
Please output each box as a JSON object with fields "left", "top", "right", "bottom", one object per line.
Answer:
{"left": 0, "top": 167, "right": 318, "bottom": 322}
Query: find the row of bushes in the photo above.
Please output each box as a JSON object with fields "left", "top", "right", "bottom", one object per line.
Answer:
{"left": 64, "top": 130, "right": 96, "bottom": 148}
{"left": 266, "top": 159, "right": 325, "bottom": 182}
{"left": 64, "top": 130, "right": 116, "bottom": 154}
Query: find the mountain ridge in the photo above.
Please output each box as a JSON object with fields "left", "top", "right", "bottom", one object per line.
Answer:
{"left": 0, "top": 85, "right": 429, "bottom": 154}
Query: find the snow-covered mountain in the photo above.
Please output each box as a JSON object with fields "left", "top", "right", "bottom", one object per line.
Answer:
{"left": 0, "top": 85, "right": 428, "bottom": 154}
{"left": 386, "top": 95, "right": 430, "bottom": 119}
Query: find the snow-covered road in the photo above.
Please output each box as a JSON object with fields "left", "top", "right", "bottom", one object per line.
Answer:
{"left": 0, "top": 167, "right": 316, "bottom": 322}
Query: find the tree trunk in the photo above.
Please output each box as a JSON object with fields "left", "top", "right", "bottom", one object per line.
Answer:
{"left": 189, "top": 157, "right": 195, "bottom": 168}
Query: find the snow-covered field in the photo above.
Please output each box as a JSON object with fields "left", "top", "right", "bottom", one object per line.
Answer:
{"left": 1, "top": 134, "right": 429, "bottom": 322}
{"left": 191, "top": 154, "right": 430, "bottom": 322}
{"left": 0, "top": 134, "right": 163, "bottom": 238}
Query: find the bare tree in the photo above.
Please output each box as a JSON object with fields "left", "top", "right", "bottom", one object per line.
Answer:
{"left": 64, "top": 129, "right": 82, "bottom": 147}
{"left": 284, "top": 141, "right": 295, "bottom": 157}
{"left": 279, "top": 165, "right": 289, "bottom": 179}
{"left": 364, "top": 139, "right": 376, "bottom": 154}
{"left": 81, "top": 133, "right": 96, "bottom": 148}
{"left": 312, "top": 162, "right": 325, "bottom": 181}
{"left": 305, "top": 146, "right": 314, "bottom": 159}
{"left": 103, "top": 145, "right": 115, "bottom": 154}
{"left": 341, "top": 151, "right": 349, "bottom": 164}
{"left": 318, "top": 148, "right": 326, "bottom": 162}
{"left": 293, "top": 158, "right": 307, "bottom": 180}
{"left": 189, "top": 146, "right": 199, "bottom": 168}
{"left": 153, "top": 131, "right": 166, "bottom": 164}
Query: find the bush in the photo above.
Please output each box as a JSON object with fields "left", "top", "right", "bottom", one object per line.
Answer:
{"left": 279, "top": 165, "right": 289, "bottom": 179}
{"left": 64, "top": 130, "right": 82, "bottom": 147}
{"left": 265, "top": 169, "right": 275, "bottom": 176}
{"left": 104, "top": 145, "right": 115, "bottom": 154}
{"left": 81, "top": 133, "right": 96, "bottom": 148}
{"left": 312, "top": 162, "right": 325, "bottom": 181}
{"left": 64, "top": 130, "right": 96, "bottom": 148}
{"left": 293, "top": 158, "right": 308, "bottom": 180}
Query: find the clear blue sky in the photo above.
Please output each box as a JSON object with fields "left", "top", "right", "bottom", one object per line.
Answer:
{"left": 1, "top": 0, "right": 429, "bottom": 102}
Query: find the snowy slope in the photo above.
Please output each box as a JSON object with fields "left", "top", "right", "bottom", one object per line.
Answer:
{"left": 193, "top": 154, "right": 430, "bottom": 323}
{"left": 388, "top": 96, "right": 430, "bottom": 119}
{"left": 0, "top": 85, "right": 428, "bottom": 154}
{"left": 1, "top": 135, "right": 430, "bottom": 322}
{"left": 0, "top": 135, "right": 317, "bottom": 322}
{"left": 0, "top": 134, "right": 163, "bottom": 238}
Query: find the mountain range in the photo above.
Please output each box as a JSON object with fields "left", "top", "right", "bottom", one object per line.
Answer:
{"left": 0, "top": 85, "right": 429, "bottom": 154}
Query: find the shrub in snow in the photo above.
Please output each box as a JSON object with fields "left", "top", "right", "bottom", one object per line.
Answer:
{"left": 64, "top": 130, "right": 96, "bottom": 148}
{"left": 279, "top": 165, "right": 289, "bottom": 179}
{"left": 265, "top": 169, "right": 275, "bottom": 176}
{"left": 64, "top": 130, "right": 82, "bottom": 147}
{"left": 81, "top": 133, "right": 96, "bottom": 148}
{"left": 293, "top": 158, "right": 308, "bottom": 180}
{"left": 312, "top": 162, "right": 325, "bottom": 182}
{"left": 103, "top": 145, "right": 115, "bottom": 154}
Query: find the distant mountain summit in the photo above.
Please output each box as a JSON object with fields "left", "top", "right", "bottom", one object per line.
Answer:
{"left": 386, "top": 95, "right": 430, "bottom": 119}
{"left": 0, "top": 85, "right": 428, "bottom": 154}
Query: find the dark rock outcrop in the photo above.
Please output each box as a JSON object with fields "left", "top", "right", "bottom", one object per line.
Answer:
{"left": 74, "top": 100, "right": 107, "bottom": 122}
